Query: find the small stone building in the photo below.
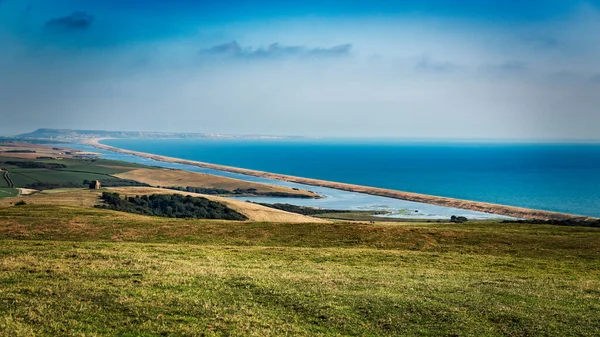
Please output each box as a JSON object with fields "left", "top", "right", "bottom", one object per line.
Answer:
{"left": 89, "top": 180, "right": 101, "bottom": 189}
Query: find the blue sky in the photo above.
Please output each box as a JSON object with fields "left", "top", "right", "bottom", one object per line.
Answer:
{"left": 1, "top": 0, "right": 599, "bottom": 139}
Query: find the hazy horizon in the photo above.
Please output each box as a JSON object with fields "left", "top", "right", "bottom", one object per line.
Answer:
{"left": 2, "top": 1, "right": 600, "bottom": 139}
{"left": 8, "top": 128, "right": 600, "bottom": 144}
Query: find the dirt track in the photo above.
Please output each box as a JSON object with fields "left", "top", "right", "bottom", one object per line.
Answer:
{"left": 1, "top": 169, "right": 15, "bottom": 188}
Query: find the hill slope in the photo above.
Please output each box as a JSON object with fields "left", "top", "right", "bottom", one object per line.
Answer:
{"left": 0, "top": 204, "right": 599, "bottom": 335}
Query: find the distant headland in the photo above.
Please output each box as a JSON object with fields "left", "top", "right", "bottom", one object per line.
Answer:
{"left": 14, "top": 128, "right": 307, "bottom": 141}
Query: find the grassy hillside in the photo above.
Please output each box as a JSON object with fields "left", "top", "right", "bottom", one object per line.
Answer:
{"left": 1, "top": 204, "right": 599, "bottom": 336}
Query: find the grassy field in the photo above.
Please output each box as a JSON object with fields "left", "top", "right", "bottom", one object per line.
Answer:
{"left": 1, "top": 149, "right": 316, "bottom": 198}
{"left": 1, "top": 204, "right": 599, "bottom": 336}
{"left": 0, "top": 188, "right": 18, "bottom": 199}
{"left": 9, "top": 169, "right": 111, "bottom": 186}
{"left": 0, "top": 176, "right": 9, "bottom": 188}
{"left": 0, "top": 157, "right": 150, "bottom": 189}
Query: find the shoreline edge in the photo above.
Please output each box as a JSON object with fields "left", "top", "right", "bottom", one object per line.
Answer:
{"left": 83, "top": 138, "right": 597, "bottom": 221}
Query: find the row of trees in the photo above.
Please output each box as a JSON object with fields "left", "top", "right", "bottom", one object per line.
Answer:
{"left": 166, "top": 186, "right": 313, "bottom": 198}
{"left": 2, "top": 150, "right": 36, "bottom": 153}
{"left": 26, "top": 179, "right": 150, "bottom": 190}
{"left": 96, "top": 192, "right": 248, "bottom": 220}
{"left": 2, "top": 161, "right": 66, "bottom": 169}
{"left": 167, "top": 186, "right": 231, "bottom": 195}
{"left": 83, "top": 179, "right": 150, "bottom": 187}
{"left": 25, "top": 182, "right": 83, "bottom": 190}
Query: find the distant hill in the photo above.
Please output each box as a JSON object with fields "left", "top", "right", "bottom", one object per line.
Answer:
{"left": 16, "top": 128, "right": 303, "bottom": 141}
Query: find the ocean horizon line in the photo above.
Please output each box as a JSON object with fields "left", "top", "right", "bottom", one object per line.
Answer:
{"left": 86, "top": 138, "right": 599, "bottom": 221}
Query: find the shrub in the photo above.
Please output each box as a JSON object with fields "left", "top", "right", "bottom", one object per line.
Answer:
{"left": 95, "top": 192, "right": 247, "bottom": 220}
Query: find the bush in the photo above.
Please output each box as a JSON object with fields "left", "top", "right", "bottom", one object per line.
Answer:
{"left": 95, "top": 192, "right": 247, "bottom": 220}
{"left": 14, "top": 200, "right": 27, "bottom": 206}
{"left": 450, "top": 215, "right": 468, "bottom": 223}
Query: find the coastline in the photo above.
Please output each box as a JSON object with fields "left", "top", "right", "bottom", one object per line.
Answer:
{"left": 83, "top": 138, "right": 596, "bottom": 221}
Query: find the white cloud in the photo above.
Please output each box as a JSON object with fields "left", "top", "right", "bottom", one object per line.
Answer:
{"left": 1, "top": 4, "right": 599, "bottom": 139}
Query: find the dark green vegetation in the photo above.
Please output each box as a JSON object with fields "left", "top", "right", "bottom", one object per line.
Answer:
{"left": 1, "top": 205, "right": 599, "bottom": 336}
{"left": 1, "top": 161, "right": 66, "bottom": 169}
{"left": 451, "top": 215, "right": 469, "bottom": 223}
{"left": 167, "top": 186, "right": 232, "bottom": 195}
{"left": 95, "top": 192, "right": 248, "bottom": 220}
{"left": 168, "top": 186, "right": 314, "bottom": 198}
{"left": 0, "top": 157, "right": 149, "bottom": 190}
{"left": 1, "top": 171, "right": 13, "bottom": 188}
{"left": 25, "top": 179, "right": 150, "bottom": 190}
{"left": 1, "top": 150, "right": 36, "bottom": 153}
{"left": 0, "top": 188, "right": 18, "bottom": 199}
{"left": 83, "top": 179, "right": 150, "bottom": 188}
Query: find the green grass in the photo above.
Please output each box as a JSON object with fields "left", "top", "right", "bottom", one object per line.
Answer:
{"left": 1, "top": 204, "right": 599, "bottom": 335}
{"left": 0, "top": 157, "right": 152, "bottom": 189}
{"left": 9, "top": 169, "right": 110, "bottom": 185}
{"left": 1, "top": 157, "right": 146, "bottom": 173}
{"left": 0, "top": 188, "right": 18, "bottom": 199}
{"left": 4, "top": 173, "right": 38, "bottom": 187}
{"left": 54, "top": 158, "right": 150, "bottom": 174}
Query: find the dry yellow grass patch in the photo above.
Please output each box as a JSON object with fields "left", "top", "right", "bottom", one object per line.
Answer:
{"left": 0, "top": 143, "right": 62, "bottom": 159}
{"left": 0, "top": 189, "right": 98, "bottom": 208}
{"left": 115, "top": 168, "right": 318, "bottom": 197}
{"left": 0, "top": 187, "right": 326, "bottom": 223}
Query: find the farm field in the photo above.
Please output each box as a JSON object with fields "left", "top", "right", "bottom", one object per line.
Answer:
{"left": 0, "top": 156, "right": 148, "bottom": 188}
{"left": 0, "top": 176, "right": 9, "bottom": 188}
{"left": 7, "top": 169, "right": 112, "bottom": 187}
{"left": 0, "top": 144, "right": 316, "bottom": 199}
{"left": 0, "top": 188, "right": 18, "bottom": 199}
{"left": 1, "top": 204, "right": 599, "bottom": 335}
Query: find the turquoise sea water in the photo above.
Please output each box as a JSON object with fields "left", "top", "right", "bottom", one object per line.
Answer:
{"left": 103, "top": 139, "right": 600, "bottom": 217}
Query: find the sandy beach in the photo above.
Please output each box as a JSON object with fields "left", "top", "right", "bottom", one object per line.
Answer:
{"left": 84, "top": 138, "right": 597, "bottom": 221}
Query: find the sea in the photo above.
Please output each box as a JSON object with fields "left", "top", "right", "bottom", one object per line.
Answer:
{"left": 91, "top": 139, "right": 600, "bottom": 218}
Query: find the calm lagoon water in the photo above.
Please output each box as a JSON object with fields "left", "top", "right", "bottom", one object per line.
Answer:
{"left": 94, "top": 139, "right": 600, "bottom": 218}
